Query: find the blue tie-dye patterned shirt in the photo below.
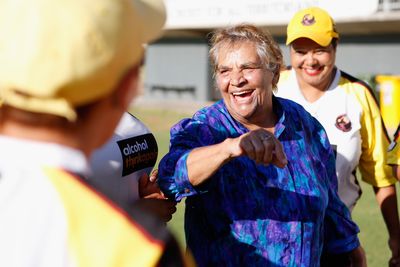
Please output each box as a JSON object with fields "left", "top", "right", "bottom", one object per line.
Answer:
{"left": 158, "top": 97, "right": 360, "bottom": 267}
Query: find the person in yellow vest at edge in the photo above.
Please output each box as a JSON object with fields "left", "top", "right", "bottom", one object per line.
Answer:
{"left": 0, "top": 0, "right": 194, "bottom": 266}
{"left": 388, "top": 123, "right": 400, "bottom": 179}
{"left": 387, "top": 123, "right": 400, "bottom": 266}
{"left": 275, "top": 6, "right": 399, "bottom": 267}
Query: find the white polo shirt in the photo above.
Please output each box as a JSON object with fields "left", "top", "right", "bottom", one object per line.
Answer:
{"left": 276, "top": 68, "right": 396, "bottom": 210}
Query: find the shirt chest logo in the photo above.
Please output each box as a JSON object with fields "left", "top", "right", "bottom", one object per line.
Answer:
{"left": 335, "top": 114, "right": 352, "bottom": 132}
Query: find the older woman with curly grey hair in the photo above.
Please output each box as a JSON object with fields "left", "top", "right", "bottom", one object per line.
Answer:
{"left": 158, "top": 24, "right": 363, "bottom": 266}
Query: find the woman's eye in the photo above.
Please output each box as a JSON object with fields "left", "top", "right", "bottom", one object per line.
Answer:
{"left": 243, "top": 68, "right": 254, "bottom": 74}
{"left": 315, "top": 50, "right": 327, "bottom": 55}
{"left": 244, "top": 66, "right": 262, "bottom": 72}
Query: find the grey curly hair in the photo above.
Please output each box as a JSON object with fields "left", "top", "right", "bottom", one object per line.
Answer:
{"left": 208, "top": 24, "right": 285, "bottom": 91}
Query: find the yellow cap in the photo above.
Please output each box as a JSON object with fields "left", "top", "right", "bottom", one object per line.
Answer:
{"left": 286, "top": 7, "right": 339, "bottom": 47}
{"left": 0, "top": 0, "right": 166, "bottom": 121}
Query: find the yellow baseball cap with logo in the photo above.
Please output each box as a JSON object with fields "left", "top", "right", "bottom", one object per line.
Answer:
{"left": 0, "top": 0, "right": 166, "bottom": 121}
{"left": 286, "top": 7, "right": 339, "bottom": 47}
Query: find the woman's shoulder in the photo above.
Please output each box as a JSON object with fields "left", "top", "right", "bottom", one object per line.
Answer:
{"left": 276, "top": 97, "right": 325, "bottom": 132}
{"left": 191, "top": 100, "right": 226, "bottom": 121}
{"left": 171, "top": 101, "right": 224, "bottom": 131}
{"left": 338, "top": 70, "right": 377, "bottom": 98}
{"left": 195, "top": 100, "right": 223, "bottom": 114}
{"left": 276, "top": 96, "right": 310, "bottom": 117}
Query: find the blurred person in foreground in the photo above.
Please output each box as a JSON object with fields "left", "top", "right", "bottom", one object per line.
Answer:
{"left": 158, "top": 24, "right": 364, "bottom": 266}
{"left": 90, "top": 112, "right": 177, "bottom": 223}
{"left": 0, "top": 0, "right": 192, "bottom": 266}
{"left": 275, "top": 6, "right": 399, "bottom": 265}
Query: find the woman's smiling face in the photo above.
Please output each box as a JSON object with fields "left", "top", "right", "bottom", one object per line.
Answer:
{"left": 290, "top": 37, "right": 336, "bottom": 90}
{"left": 215, "top": 41, "right": 274, "bottom": 125}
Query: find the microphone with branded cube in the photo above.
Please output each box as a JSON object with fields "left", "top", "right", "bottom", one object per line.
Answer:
{"left": 90, "top": 112, "right": 158, "bottom": 207}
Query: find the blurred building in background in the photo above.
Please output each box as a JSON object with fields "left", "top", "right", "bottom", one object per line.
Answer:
{"left": 142, "top": 0, "right": 400, "bottom": 127}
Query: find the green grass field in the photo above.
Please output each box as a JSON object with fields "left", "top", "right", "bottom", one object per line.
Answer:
{"left": 130, "top": 104, "right": 397, "bottom": 267}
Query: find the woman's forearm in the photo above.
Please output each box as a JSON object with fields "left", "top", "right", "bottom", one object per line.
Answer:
{"left": 187, "top": 138, "right": 237, "bottom": 186}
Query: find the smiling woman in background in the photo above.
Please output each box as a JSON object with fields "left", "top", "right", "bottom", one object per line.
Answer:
{"left": 275, "top": 7, "right": 399, "bottom": 265}
{"left": 158, "top": 24, "right": 364, "bottom": 266}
